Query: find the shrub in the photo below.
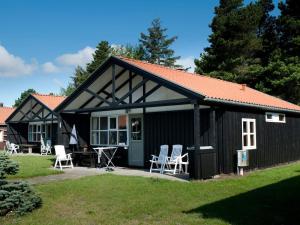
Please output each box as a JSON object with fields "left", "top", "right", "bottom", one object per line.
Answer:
{"left": 0, "top": 153, "right": 42, "bottom": 216}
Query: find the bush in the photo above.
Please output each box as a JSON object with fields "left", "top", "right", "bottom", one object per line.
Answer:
{"left": 0, "top": 153, "right": 42, "bottom": 216}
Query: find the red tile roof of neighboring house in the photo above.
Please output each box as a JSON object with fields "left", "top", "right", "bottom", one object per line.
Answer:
{"left": 118, "top": 57, "right": 300, "bottom": 112}
{"left": 0, "top": 107, "right": 15, "bottom": 125}
{"left": 32, "top": 94, "right": 66, "bottom": 110}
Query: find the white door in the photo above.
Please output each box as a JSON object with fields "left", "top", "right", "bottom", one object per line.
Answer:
{"left": 128, "top": 115, "right": 144, "bottom": 166}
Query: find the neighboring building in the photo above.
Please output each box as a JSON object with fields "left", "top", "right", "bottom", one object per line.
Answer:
{"left": 6, "top": 94, "right": 66, "bottom": 151}
{"left": 0, "top": 104, "right": 15, "bottom": 149}
{"left": 54, "top": 56, "right": 300, "bottom": 178}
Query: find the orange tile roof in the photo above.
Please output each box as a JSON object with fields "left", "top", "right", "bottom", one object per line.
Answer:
{"left": 0, "top": 107, "right": 15, "bottom": 125}
{"left": 118, "top": 57, "right": 300, "bottom": 112}
{"left": 32, "top": 94, "right": 66, "bottom": 110}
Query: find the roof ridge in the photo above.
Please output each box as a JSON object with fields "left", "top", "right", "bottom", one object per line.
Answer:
{"left": 0, "top": 106, "right": 15, "bottom": 109}
{"left": 33, "top": 93, "right": 66, "bottom": 98}
{"left": 117, "top": 56, "right": 248, "bottom": 87}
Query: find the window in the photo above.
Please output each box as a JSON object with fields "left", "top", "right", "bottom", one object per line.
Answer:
{"left": 90, "top": 115, "right": 128, "bottom": 146}
{"left": 28, "top": 123, "right": 51, "bottom": 142}
{"left": 131, "top": 117, "right": 142, "bottom": 141}
{"left": 265, "top": 112, "right": 286, "bottom": 123}
{"left": 242, "top": 118, "right": 256, "bottom": 150}
{"left": 0, "top": 130, "right": 3, "bottom": 142}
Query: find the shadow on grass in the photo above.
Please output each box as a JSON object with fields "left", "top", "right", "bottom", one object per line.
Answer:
{"left": 184, "top": 175, "right": 300, "bottom": 225}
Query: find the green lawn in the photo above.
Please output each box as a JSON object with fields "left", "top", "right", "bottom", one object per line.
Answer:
{"left": 8, "top": 155, "right": 62, "bottom": 179}
{"left": 1, "top": 161, "right": 300, "bottom": 225}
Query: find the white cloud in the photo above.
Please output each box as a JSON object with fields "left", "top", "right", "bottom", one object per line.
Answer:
{"left": 177, "top": 56, "right": 196, "bottom": 72}
{"left": 42, "top": 62, "right": 60, "bottom": 73}
{"left": 56, "top": 46, "right": 95, "bottom": 67}
{"left": 0, "top": 45, "right": 37, "bottom": 77}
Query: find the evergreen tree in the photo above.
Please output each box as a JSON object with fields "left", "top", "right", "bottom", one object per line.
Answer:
{"left": 0, "top": 153, "right": 42, "bottom": 216}
{"left": 194, "top": 0, "right": 263, "bottom": 79}
{"left": 86, "top": 41, "right": 112, "bottom": 74}
{"left": 278, "top": 0, "right": 300, "bottom": 57}
{"left": 14, "top": 89, "right": 36, "bottom": 107}
{"left": 139, "top": 18, "right": 181, "bottom": 67}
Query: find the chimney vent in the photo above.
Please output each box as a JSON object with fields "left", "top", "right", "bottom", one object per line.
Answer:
{"left": 240, "top": 84, "right": 247, "bottom": 91}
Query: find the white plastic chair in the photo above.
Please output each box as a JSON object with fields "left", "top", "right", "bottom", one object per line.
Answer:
{"left": 54, "top": 145, "right": 73, "bottom": 170}
{"left": 165, "top": 145, "right": 189, "bottom": 174}
{"left": 41, "top": 138, "right": 52, "bottom": 155}
{"left": 149, "top": 145, "right": 168, "bottom": 174}
{"left": 165, "top": 145, "right": 183, "bottom": 174}
{"left": 6, "top": 141, "right": 19, "bottom": 155}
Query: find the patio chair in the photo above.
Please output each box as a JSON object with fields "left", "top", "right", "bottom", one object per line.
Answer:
{"left": 54, "top": 145, "right": 73, "bottom": 170}
{"left": 164, "top": 145, "right": 183, "bottom": 174}
{"left": 149, "top": 145, "right": 168, "bottom": 174}
{"left": 6, "top": 141, "right": 19, "bottom": 155}
{"left": 41, "top": 139, "right": 52, "bottom": 155}
{"left": 165, "top": 145, "right": 189, "bottom": 174}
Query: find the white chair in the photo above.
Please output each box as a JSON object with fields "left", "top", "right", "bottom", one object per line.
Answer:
{"left": 41, "top": 139, "right": 52, "bottom": 155}
{"left": 164, "top": 145, "right": 183, "bottom": 174}
{"left": 165, "top": 145, "right": 189, "bottom": 174}
{"left": 150, "top": 145, "right": 168, "bottom": 174}
{"left": 6, "top": 141, "right": 19, "bottom": 155}
{"left": 54, "top": 145, "right": 73, "bottom": 170}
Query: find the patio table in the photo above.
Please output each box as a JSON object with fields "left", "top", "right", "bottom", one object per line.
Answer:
{"left": 93, "top": 147, "right": 119, "bottom": 171}
{"left": 19, "top": 144, "right": 37, "bottom": 154}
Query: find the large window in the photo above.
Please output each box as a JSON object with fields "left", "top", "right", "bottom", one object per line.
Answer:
{"left": 242, "top": 118, "right": 256, "bottom": 150}
{"left": 91, "top": 115, "right": 128, "bottom": 146}
{"left": 28, "top": 123, "right": 51, "bottom": 142}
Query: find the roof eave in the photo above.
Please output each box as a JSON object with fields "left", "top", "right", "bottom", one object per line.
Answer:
{"left": 205, "top": 97, "right": 300, "bottom": 115}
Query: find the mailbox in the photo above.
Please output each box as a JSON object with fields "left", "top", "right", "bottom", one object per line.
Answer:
{"left": 237, "top": 150, "right": 249, "bottom": 167}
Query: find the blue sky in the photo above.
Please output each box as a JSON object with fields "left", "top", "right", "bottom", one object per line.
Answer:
{"left": 0, "top": 0, "right": 280, "bottom": 106}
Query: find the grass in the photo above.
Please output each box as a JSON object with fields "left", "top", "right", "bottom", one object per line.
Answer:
{"left": 1, "top": 161, "right": 300, "bottom": 225}
{"left": 7, "top": 155, "right": 62, "bottom": 179}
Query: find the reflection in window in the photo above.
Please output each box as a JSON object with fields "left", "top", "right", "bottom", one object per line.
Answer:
{"left": 131, "top": 118, "right": 142, "bottom": 141}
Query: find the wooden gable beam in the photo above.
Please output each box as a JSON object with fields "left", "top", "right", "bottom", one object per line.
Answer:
{"left": 19, "top": 102, "right": 39, "bottom": 121}
{"left": 79, "top": 68, "right": 127, "bottom": 109}
{"left": 85, "top": 89, "right": 112, "bottom": 106}
{"left": 116, "top": 78, "right": 149, "bottom": 105}
{"left": 134, "top": 84, "right": 162, "bottom": 104}
{"left": 95, "top": 73, "right": 137, "bottom": 107}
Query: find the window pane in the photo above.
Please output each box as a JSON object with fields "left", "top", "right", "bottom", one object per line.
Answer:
{"left": 100, "top": 131, "right": 108, "bottom": 145}
{"left": 100, "top": 117, "right": 108, "bottom": 130}
{"left": 110, "top": 117, "right": 117, "bottom": 129}
{"left": 92, "top": 117, "right": 99, "bottom": 130}
{"left": 37, "top": 125, "right": 41, "bottom": 132}
{"left": 131, "top": 118, "right": 142, "bottom": 140}
{"left": 33, "top": 125, "right": 36, "bottom": 132}
{"left": 92, "top": 131, "right": 99, "bottom": 145}
{"left": 28, "top": 132, "right": 32, "bottom": 141}
{"left": 279, "top": 114, "right": 285, "bottom": 121}
{"left": 42, "top": 125, "right": 45, "bottom": 133}
{"left": 109, "top": 131, "right": 117, "bottom": 145}
{"left": 243, "top": 135, "right": 248, "bottom": 147}
{"left": 267, "top": 114, "right": 272, "bottom": 119}
{"left": 118, "top": 115, "right": 127, "bottom": 130}
{"left": 243, "top": 121, "right": 247, "bottom": 133}
{"left": 118, "top": 131, "right": 127, "bottom": 145}
{"left": 250, "top": 122, "right": 254, "bottom": 133}
{"left": 29, "top": 125, "right": 32, "bottom": 132}
{"left": 250, "top": 135, "right": 255, "bottom": 146}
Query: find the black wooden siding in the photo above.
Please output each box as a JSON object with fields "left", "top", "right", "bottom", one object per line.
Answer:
{"left": 59, "top": 113, "right": 90, "bottom": 150}
{"left": 216, "top": 108, "right": 300, "bottom": 174}
{"left": 7, "top": 123, "right": 28, "bottom": 144}
{"left": 143, "top": 109, "right": 212, "bottom": 167}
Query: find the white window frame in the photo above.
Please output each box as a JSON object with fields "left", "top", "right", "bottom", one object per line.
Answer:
{"left": 265, "top": 112, "right": 286, "bottom": 123}
{"left": 0, "top": 130, "right": 4, "bottom": 142}
{"left": 90, "top": 115, "right": 128, "bottom": 146}
{"left": 242, "top": 118, "right": 256, "bottom": 150}
{"left": 28, "top": 122, "right": 52, "bottom": 142}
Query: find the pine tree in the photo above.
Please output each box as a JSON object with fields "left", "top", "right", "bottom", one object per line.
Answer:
{"left": 139, "top": 18, "right": 181, "bottom": 67}
{"left": 86, "top": 41, "right": 112, "bottom": 74}
{"left": 0, "top": 153, "right": 41, "bottom": 216}
{"left": 194, "top": 0, "right": 263, "bottom": 79}
{"left": 14, "top": 89, "right": 36, "bottom": 107}
{"left": 278, "top": 0, "right": 300, "bottom": 57}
